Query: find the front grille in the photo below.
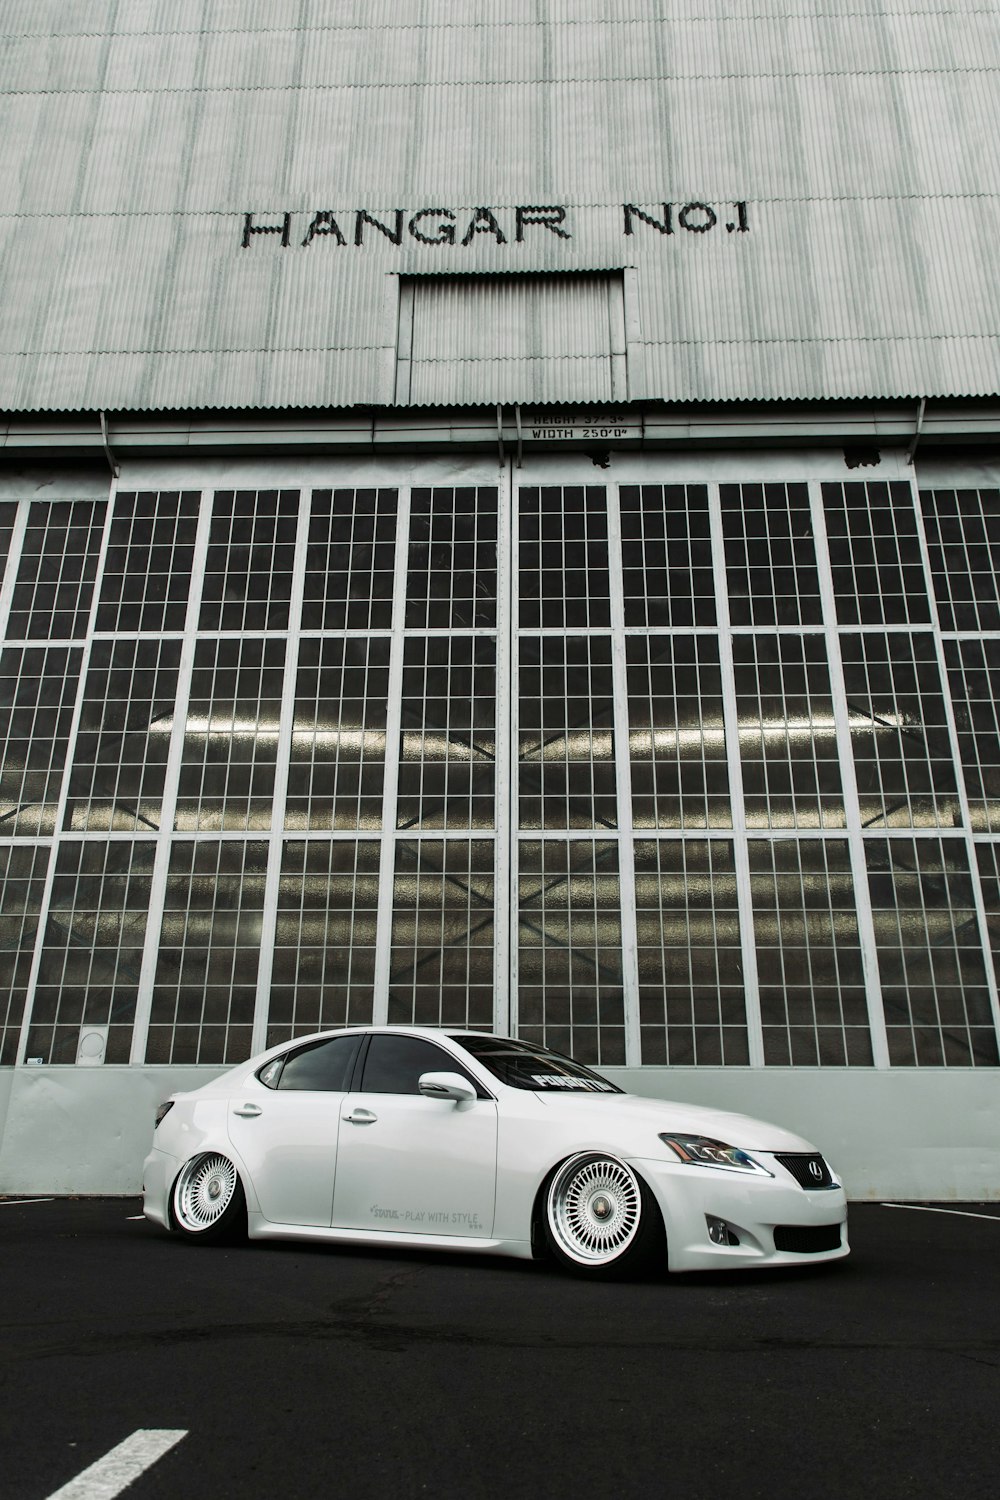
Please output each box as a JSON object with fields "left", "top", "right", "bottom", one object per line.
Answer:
{"left": 774, "top": 1153, "right": 834, "bottom": 1189}
{"left": 773, "top": 1223, "right": 842, "bottom": 1254}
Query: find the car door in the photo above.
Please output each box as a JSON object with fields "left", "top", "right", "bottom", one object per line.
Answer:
{"left": 227, "top": 1033, "right": 362, "bottom": 1227}
{"left": 331, "top": 1034, "right": 498, "bottom": 1237}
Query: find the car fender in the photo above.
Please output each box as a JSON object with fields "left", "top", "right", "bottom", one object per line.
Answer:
{"left": 161, "top": 1095, "right": 263, "bottom": 1219}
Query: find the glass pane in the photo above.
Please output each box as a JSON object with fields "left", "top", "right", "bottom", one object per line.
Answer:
{"left": 749, "top": 838, "right": 871, "bottom": 1065}
{"left": 518, "top": 636, "right": 617, "bottom": 830}
{"left": 7, "top": 500, "right": 106, "bottom": 640}
{"left": 0, "top": 845, "right": 50, "bottom": 1064}
{"left": 0, "top": 645, "right": 81, "bottom": 835}
{"left": 619, "top": 484, "right": 715, "bottom": 628}
{"left": 286, "top": 637, "right": 390, "bottom": 831}
{"left": 0, "top": 502, "right": 18, "bottom": 584}
{"left": 146, "top": 840, "right": 268, "bottom": 1064}
{"left": 866, "top": 837, "right": 997, "bottom": 1066}
{"left": 302, "top": 487, "right": 398, "bottom": 632}
{"left": 626, "top": 634, "right": 730, "bottom": 829}
{"left": 733, "top": 634, "right": 844, "bottom": 829}
{"left": 634, "top": 839, "right": 748, "bottom": 1065}
{"left": 944, "top": 638, "right": 1000, "bottom": 832}
{"left": 96, "top": 490, "right": 199, "bottom": 633}
{"left": 268, "top": 839, "right": 380, "bottom": 1044}
{"left": 842, "top": 632, "right": 960, "bottom": 829}
{"left": 518, "top": 838, "right": 624, "bottom": 1066}
{"left": 822, "top": 481, "right": 930, "bottom": 626}
{"left": 64, "top": 638, "right": 182, "bottom": 832}
{"left": 921, "top": 487, "right": 1000, "bottom": 633}
{"left": 388, "top": 838, "right": 495, "bottom": 1030}
{"left": 397, "top": 636, "right": 496, "bottom": 830}
{"left": 408, "top": 487, "right": 497, "bottom": 629}
{"left": 176, "top": 637, "right": 285, "bottom": 831}
{"left": 519, "top": 486, "right": 609, "bottom": 630}
{"left": 25, "top": 840, "right": 156, "bottom": 1065}
{"left": 721, "top": 482, "right": 822, "bottom": 627}
{"left": 199, "top": 489, "right": 299, "bottom": 632}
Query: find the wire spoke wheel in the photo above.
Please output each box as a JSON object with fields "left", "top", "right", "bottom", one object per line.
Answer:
{"left": 546, "top": 1153, "right": 644, "bottom": 1268}
{"left": 173, "top": 1154, "right": 240, "bottom": 1236}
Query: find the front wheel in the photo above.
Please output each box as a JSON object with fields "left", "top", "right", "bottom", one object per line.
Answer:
{"left": 544, "top": 1152, "right": 663, "bottom": 1278}
{"left": 171, "top": 1153, "right": 246, "bottom": 1243}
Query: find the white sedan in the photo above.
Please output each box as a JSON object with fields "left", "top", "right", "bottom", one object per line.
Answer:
{"left": 143, "top": 1027, "right": 849, "bottom": 1277}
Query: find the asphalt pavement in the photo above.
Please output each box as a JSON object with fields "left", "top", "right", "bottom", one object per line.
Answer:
{"left": 2, "top": 1198, "right": 1000, "bottom": 1499}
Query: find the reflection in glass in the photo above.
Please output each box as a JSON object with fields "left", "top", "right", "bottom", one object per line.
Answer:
{"left": 286, "top": 637, "right": 390, "bottom": 831}
{"left": 303, "top": 488, "right": 397, "bottom": 631}
{"left": 7, "top": 500, "right": 106, "bottom": 640}
{"left": 733, "top": 634, "right": 844, "bottom": 828}
{"left": 619, "top": 484, "right": 714, "bottom": 628}
{"left": 626, "top": 635, "right": 730, "bottom": 829}
{"left": 945, "top": 638, "right": 1000, "bottom": 832}
{"left": 0, "top": 845, "right": 50, "bottom": 1064}
{"left": 841, "top": 632, "right": 959, "bottom": 829}
{"left": 518, "top": 839, "right": 624, "bottom": 1065}
{"left": 64, "top": 638, "right": 182, "bottom": 832}
{"left": 0, "top": 645, "right": 81, "bottom": 835}
{"left": 388, "top": 838, "right": 494, "bottom": 1029}
{"left": 397, "top": 636, "right": 496, "bottom": 830}
{"left": 518, "top": 636, "right": 617, "bottom": 830}
{"left": 199, "top": 489, "right": 299, "bottom": 632}
{"left": 26, "top": 840, "right": 155, "bottom": 1065}
{"left": 634, "top": 839, "right": 747, "bottom": 1065}
{"left": 749, "top": 839, "right": 871, "bottom": 1064}
{"left": 721, "top": 482, "right": 822, "bottom": 627}
{"left": 408, "top": 487, "right": 497, "bottom": 629}
{"left": 146, "top": 840, "right": 268, "bottom": 1064}
{"left": 176, "top": 637, "right": 285, "bottom": 831}
{"left": 268, "top": 840, "right": 380, "bottom": 1044}
{"left": 519, "top": 485, "right": 609, "bottom": 629}
{"left": 921, "top": 487, "right": 1000, "bottom": 632}
{"left": 866, "top": 837, "right": 997, "bottom": 1065}
{"left": 823, "top": 481, "right": 930, "bottom": 627}
{"left": 96, "top": 491, "right": 199, "bottom": 633}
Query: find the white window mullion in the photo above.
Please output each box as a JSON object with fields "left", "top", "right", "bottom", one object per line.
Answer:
{"left": 371, "top": 484, "right": 412, "bottom": 1024}
{"left": 808, "top": 479, "right": 891, "bottom": 1069}
{"left": 129, "top": 487, "right": 215, "bottom": 1063}
{"left": 492, "top": 460, "right": 513, "bottom": 1035}
{"left": 15, "top": 478, "right": 119, "bottom": 1066}
{"left": 707, "top": 482, "right": 764, "bottom": 1068}
{"left": 249, "top": 487, "right": 312, "bottom": 1056}
{"left": 606, "top": 480, "right": 641, "bottom": 1066}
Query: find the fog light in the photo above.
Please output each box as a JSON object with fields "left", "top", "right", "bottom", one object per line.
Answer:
{"left": 706, "top": 1214, "right": 740, "bottom": 1247}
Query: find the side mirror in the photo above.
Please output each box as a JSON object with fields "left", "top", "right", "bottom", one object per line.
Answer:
{"left": 418, "top": 1071, "right": 478, "bottom": 1104}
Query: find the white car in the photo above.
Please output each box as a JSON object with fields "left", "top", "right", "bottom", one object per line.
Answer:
{"left": 143, "top": 1027, "right": 849, "bottom": 1277}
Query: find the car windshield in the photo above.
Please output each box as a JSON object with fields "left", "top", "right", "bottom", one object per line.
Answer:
{"left": 451, "top": 1034, "right": 623, "bottom": 1093}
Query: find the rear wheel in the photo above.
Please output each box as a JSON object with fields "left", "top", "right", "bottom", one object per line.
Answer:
{"left": 544, "top": 1152, "right": 662, "bottom": 1278}
{"left": 171, "top": 1153, "right": 246, "bottom": 1243}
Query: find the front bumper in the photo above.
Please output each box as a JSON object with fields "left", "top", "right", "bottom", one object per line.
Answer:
{"left": 142, "top": 1145, "right": 178, "bottom": 1230}
{"left": 631, "top": 1153, "right": 849, "bottom": 1272}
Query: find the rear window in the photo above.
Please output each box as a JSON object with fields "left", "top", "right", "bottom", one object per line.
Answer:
{"left": 451, "top": 1035, "right": 622, "bottom": 1093}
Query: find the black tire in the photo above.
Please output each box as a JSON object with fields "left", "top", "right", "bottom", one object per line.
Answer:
{"left": 171, "top": 1153, "right": 247, "bottom": 1244}
{"left": 542, "top": 1152, "right": 664, "bottom": 1279}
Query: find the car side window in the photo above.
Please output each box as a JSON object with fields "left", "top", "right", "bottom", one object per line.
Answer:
{"left": 263, "top": 1035, "right": 361, "bottom": 1092}
{"left": 360, "top": 1035, "right": 487, "bottom": 1097}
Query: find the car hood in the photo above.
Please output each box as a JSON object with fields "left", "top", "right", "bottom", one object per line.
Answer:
{"left": 533, "top": 1091, "right": 820, "bottom": 1154}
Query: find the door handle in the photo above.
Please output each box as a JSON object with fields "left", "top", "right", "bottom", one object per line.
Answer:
{"left": 343, "top": 1108, "right": 377, "bottom": 1125}
{"left": 233, "top": 1103, "right": 262, "bottom": 1118}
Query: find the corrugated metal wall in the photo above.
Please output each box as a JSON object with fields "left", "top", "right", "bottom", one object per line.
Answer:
{"left": 1, "top": 0, "right": 998, "bottom": 409}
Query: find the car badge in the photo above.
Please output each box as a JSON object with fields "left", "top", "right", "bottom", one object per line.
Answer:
{"left": 809, "top": 1160, "right": 824, "bottom": 1181}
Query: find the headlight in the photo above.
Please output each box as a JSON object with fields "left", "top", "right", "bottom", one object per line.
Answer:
{"left": 659, "top": 1134, "right": 773, "bottom": 1176}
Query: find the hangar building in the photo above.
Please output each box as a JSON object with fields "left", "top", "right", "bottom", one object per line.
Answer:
{"left": 1, "top": 0, "right": 999, "bottom": 1196}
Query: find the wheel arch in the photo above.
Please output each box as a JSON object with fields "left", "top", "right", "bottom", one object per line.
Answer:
{"left": 529, "top": 1149, "right": 665, "bottom": 1261}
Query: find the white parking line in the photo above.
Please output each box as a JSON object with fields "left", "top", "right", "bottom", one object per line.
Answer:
{"left": 44, "top": 1430, "right": 187, "bottom": 1500}
{"left": 881, "top": 1202, "right": 1000, "bottom": 1223}
{"left": 0, "top": 1197, "right": 55, "bottom": 1206}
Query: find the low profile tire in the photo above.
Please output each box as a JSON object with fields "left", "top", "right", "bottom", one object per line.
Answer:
{"left": 543, "top": 1152, "right": 663, "bottom": 1279}
{"left": 171, "top": 1153, "right": 246, "bottom": 1244}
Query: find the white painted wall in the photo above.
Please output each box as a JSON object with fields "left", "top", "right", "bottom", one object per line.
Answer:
{"left": 1, "top": 1065, "right": 998, "bottom": 1201}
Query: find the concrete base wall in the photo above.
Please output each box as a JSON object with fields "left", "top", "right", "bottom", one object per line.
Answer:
{"left": 1, "top": 1065, "right": 998, "bottom": 1200}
